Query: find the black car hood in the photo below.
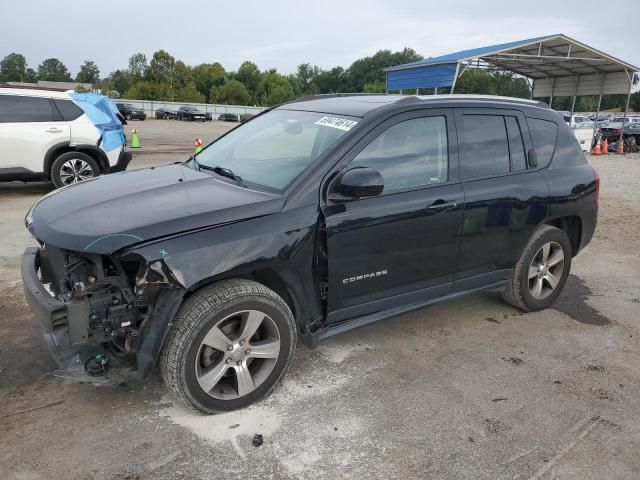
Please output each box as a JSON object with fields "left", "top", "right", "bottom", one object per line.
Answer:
{"left": 28, "top": 164, "right": 284, "bottom": 254}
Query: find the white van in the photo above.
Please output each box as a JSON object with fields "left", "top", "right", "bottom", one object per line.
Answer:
{"left": 0, "top": 88, "right": 131, "bottom": 188}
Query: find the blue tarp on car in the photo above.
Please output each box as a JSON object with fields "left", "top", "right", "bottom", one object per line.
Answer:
{"left": 69, "top": 92, "right": 125, "bottom": 153}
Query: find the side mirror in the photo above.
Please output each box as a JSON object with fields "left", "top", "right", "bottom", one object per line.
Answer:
{"left": 330, "top": 167, "right": 384, "bottom": 200}
{"left": 528, "top": 149, "right": 538, "bottom": 168}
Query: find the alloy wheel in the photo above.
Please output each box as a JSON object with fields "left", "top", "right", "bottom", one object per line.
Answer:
{"left": 528, "top": 241, "right": 565, "bottom": 300}
{"left": 59, "top": 159, "right": 95, "bottom": 185}
{"left": 195, "top": 310, "right": 281, "bottom": 400}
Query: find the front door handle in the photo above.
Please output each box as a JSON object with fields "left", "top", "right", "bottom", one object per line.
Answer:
{"left": 427, "top": 200, "right": 458, "bottom": 213}
{"left": 46, "top": 128, "right": 63, "bottom": 133}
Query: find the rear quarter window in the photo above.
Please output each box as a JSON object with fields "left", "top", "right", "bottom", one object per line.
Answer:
{"left": 53, "top": 99, "right": 83, "bottom": 121}
{"left": 527, "top": 118, "right": 558, "bottom": 167}
{"left": 550, "top": 124, "right": 587, "bottom": 168}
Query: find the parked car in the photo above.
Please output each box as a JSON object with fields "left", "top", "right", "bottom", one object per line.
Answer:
{"left": 563, "top": 114, "right": 592, "bottom": 128}
{"left": 116, "top": 103, "right": 146, "bottom": 121}
{"left": 600, "top": 122, "right": 640, "bottom": 147}
{"left": 22, "top": 94, "right": 598, "bottom": 414}
{"left": 0, "top": 88, "right": 131, "bottom": 188}
{"left": 155, "top": 107, "right": 177, "bottom": 120}
{"left": 177, "top": 106, "right": 211, "bottom": 121}
{"left": 240, "top": 113, "right": 255, "bottom": 123}
{"left": 218, "top": 112, "right": 240, "bottom": 122}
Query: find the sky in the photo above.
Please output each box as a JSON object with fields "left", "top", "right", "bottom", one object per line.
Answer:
{"left": 1, "top": 0, "right": 638, "bottom": 78}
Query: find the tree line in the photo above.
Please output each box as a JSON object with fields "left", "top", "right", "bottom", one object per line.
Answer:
{"left": 1, "top": 49, "right": 637, "bottom": 110}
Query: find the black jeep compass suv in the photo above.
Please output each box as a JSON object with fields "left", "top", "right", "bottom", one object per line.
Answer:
{"left": 22, "top": 94, "right": 598, "bottom": 413}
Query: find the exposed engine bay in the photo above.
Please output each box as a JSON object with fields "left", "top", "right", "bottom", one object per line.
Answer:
{"left": 32, "top": 245, "right": 182, "bottom": 382}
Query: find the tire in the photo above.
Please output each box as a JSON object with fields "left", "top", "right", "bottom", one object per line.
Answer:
{"left": 50, "top": 151, "right": 100, "bottom": 188}
{"left": 125, "top": 113, "right": 132, "bottom": 120}
{"left": 503, "top": 225, "right": 572, "bottom": 312}
{"left": 160, "top": 279, "right": 296, "bottom": 414}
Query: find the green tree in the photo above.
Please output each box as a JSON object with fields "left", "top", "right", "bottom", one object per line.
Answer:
{"left": 313, "top": 67, "right": 346, "bottom": 93}
{"left": 192, "top": 62, "right": 226, "bottom": 101}
{"left": 128, "top": 53, "right": 147, "bottom": 78}
{"left": 216, "top": 80, "right": 251, "bottom": 105}
{"left": 453, "top": 70, "right": 530, "bottom": 98}
{"left": 0, "top": 53, "right": 28, "bottom": 82}
{"left": 293, "top": 63, "right": 321, "bottom": 95}
{"left": 362, "top": 81, "right": 385, "bottom": 93}
{"left": 345, "top": 48, "right": 422, "bottom": 92}
{"left": 175, "top": 83, "right": 205, "bottom": 103}
{"left": 24, "top": 68, "right": 37, "bottom": 83}
{"left": 146, "top": 49, "right": 175, "bottom": 83}
{"left": 236, "top": 61, "right": 261, "bottom": 98}
{"left": 75, "top": 60, "right": 100, "bottom": 84}
{"left": 255, "top": 71, "right": 295, "bottom": 106}
{"left": 37, "top": 58, "right": 72, "bottom": 81}
{"left": 105, "top": 69, "right": 132, "bottom": 98}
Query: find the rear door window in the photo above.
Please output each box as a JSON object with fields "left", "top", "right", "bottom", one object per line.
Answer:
{"left": 0, "top": 95, "right": 54, "bottom": 122}
{"left": 460, "top": 114, "right": 510, "bottom": 179}
{"left": 527, "top": 118, "right": 558, "bottom": 167}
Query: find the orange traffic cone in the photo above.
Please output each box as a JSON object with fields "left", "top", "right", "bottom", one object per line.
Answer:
{"left": 602, "top": 137, "right": 608, "bottom": 154}
{"left": 592, "top": 140, "right": 601, "bottom": 155}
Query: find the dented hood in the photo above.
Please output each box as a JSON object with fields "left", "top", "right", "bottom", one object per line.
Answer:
{"left": 27, "top": 164, "right": 284, "bottom": 254}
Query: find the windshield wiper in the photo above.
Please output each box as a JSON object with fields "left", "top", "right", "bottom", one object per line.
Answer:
{"left": 186, "top": 156, "right": 245, "bottom": 187}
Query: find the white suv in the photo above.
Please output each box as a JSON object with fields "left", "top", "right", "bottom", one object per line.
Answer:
{"left": 0, "top": 88, "right": 131, "bottom": 188}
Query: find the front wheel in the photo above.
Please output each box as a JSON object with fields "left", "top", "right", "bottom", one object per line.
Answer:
{"left": 161, "top": 279, "right": 296, "bottom": 414}
{"left": 50, "top": 151, "right": 100, "bottom": 188}
{"left": 503, "top": 225, "right": 572, "bottom": 311}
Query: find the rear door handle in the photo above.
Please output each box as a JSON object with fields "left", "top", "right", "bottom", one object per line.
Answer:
{"left": 46, "top": 128, "right": 63, "bottom": 133}
{"left": 427, "top": 200, "right": 458, "bottom": 213}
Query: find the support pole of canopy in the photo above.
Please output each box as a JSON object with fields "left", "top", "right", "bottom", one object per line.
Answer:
{"left": 549, "top": 77, "right": 556, "bottom": 108}
{"left": 591, "top": 74, "right": 606, "bottom": 147}
{"left": 569, "top": 76, "right": 580, "bottom": 118}
{"left": 450, "top": 62, "right": 461, "bottom": 94}
{"left": 618, "top": 71, "right": 634, "bottom": 149}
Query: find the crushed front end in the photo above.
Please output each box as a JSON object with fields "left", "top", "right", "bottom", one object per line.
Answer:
{"left": 21, "top": 245, "right": 184, "bottom": 384}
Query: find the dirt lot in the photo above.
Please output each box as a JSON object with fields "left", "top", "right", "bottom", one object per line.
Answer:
{"left": 1, "top": 120, "right": 639, "bottom": 479}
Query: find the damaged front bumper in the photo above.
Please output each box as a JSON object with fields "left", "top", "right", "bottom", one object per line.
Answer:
{"left": 21, "top": 246, "right": 184, "bottom": 384}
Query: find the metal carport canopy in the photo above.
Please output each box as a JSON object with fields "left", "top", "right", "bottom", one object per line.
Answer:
{"left": 384, "top": 34, "right": 639, "bottom": 97}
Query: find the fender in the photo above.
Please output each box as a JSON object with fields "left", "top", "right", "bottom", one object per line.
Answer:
{"left": 123, "top": 205, "right": 326, "bottom": 372}
{"left": 44, "top": 142, "right": 110, "bottom": 174}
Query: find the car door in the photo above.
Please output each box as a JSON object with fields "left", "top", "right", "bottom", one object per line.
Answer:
{"left": 453, "top": 108, "right": 549, "bottom": 290}
{"left": 0, "top": 94, "right": 70, "bottom": 173}
{"left": 321, "top": 109, "right": 464, "bottom": 324}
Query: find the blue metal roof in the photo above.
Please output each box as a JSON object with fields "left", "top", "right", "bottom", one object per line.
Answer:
{"left": 386, "top": 64, "right": 457, "bottom": 90}
{"left": 387, "top": 34, "right": 557, "bottom": 70}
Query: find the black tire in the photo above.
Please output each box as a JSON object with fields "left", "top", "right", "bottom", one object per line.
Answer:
{"left": 50, "top": 151, "right": 100, "bottom": 189}
{"left": 503, "top": 225, "right": 572, "bottom": 311}
{"left": 160, "top": 279, "right": 296, "bottom": 414}
{"left": 125, "top": 113, "right": 132, "bottom": 120}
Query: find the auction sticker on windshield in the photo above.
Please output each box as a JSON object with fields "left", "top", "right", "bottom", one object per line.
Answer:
{"left": 314, "top": 116, "right": 358, "bottom": 131}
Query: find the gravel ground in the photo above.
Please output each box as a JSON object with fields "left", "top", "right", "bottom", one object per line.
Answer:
{"left": 0, "top": 121, "right": 639, "bottom": 480}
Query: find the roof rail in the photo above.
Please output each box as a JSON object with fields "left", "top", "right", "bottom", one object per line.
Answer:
{"left": 286, "top": 93, "right": 389, "bottom": 104}
{"left": 282, "top": 92, "right": 549, "bottom": 109}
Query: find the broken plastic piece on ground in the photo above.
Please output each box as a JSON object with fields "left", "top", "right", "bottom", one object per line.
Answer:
{"left": 252, "top": 434, "right": 264, "bottom": 447}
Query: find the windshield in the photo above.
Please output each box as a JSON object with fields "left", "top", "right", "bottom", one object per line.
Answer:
{"left": 193, "top": 109, "right": 357, "bottom": 191}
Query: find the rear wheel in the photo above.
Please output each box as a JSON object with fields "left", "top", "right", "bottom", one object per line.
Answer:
{"left": 50, "top": 151, "right": 100, "bottom": 188}
{"left": 503, "top": 225, "right": 572, "bottom": 311}
{"left": 161, "top": 279, "right": 296, "bottom": 414}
